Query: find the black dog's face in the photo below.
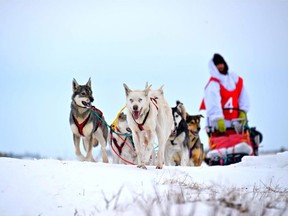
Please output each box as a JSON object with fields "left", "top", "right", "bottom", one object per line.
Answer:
{"left": 186, "top": 115, "right": 204, "bottom": 137}
{"left": 72, "top": 78, "right": 94, "bottom": 108}
{"left": 172, "top": 107, "right": 183, "bottom": 129}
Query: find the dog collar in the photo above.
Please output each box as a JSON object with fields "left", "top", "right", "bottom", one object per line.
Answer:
{"left": 132, "top": 106, "right": 150, "bottom": 131}
{"left": 132, "top": 98, "right": 158, "bottom": 131}
{"left": 138, "top": 109, "right": 149, "bottom": 131}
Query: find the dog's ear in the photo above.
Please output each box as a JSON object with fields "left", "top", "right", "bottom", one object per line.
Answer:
{"left": 178, "top": 102, "right": 187, "bottom": 120}
{"left": 198, "top": 114, "right": 204, "bottom": 118}
{"left": 158, "top": 85, "right": 164, "bottom": 95}
{"left": 72, "top": 78, "right": 79, "bottom": 92}
{"left": 145, "top": 82, "right": 149, "bottom": 88}
{"left": 182, "top": 112, "right": 187, "bottom": 121}
{"left": 176, "top": 100, "right": 183, "bottom": 110}
{"left": 123, "top": 83, "right": 132, "bottom": 96}
{"left": 144, "top": 84, "right": 152, "bottom": 96}
{"left": 185, "top": 115, "right": 192, "bottom": 123}
{"left": 86, "top": 78, "right": 92, "bottom": 88}
{"left": 185, "top": 112, "right": 191, "bottom": 122}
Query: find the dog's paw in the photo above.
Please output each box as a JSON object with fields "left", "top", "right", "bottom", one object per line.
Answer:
{"left": 156, "top": 164, "right": 164, "bottom": 169}
{"left": 85, "top": 157, "right": 96, "bottom": 162}
{"left": 137, "top": 164, "right": 147, "bottom": 170}
{"left": 102, "top": 158, "right": 109, "bottom": 163}
{"left": 77, "top": 155, "right": 86, "bottom": 161}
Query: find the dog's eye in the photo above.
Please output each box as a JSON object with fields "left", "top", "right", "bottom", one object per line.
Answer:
{"left": 126, "top": 127, "right": 131, "bottom": 132}
{"left": 175, "top": 114, "right": 179, "bottom": 118}
{"left": 129, "top": 99, "right": 134, "bottom": 103}
{"left": 81, "top": 92, "right": 86, "bottom": 96}
{"left": 138, "top": 98, "right": 142, "bottom": 102}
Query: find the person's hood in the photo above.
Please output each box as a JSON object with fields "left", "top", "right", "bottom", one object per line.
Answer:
{"left": 212, "top": 53, "right": 229, "bottom": 74}
{"left": 208, "top": 59, "right": 239, "bottom": 91}
{"left": 208, "top": 59, "right": 228, "bottom": 81}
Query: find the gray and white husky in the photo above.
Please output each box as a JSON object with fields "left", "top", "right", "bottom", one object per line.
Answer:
{"left": 69, "top": 78, "right": 109, "bottom": 163}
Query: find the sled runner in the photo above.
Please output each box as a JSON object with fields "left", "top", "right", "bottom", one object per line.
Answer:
{"left": 204, "top": 109, "right": 263, "bottom": 166}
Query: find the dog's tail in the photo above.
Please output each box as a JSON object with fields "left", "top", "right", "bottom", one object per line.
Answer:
{"left": 176, "top": 100, "right": 187, "bottom": 120}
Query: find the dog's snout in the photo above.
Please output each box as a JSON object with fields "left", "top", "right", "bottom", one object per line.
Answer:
{"left": 133, "top": 105, "right": 138, "bottom": 111}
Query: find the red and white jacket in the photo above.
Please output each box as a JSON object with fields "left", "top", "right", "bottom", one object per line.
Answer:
{"left": 200, "top": 60, "right": 249, "bottom": 128}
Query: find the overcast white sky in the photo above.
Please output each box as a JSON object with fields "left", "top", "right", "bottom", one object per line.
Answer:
{"left": 1, "top": 0, "right": 287, "bottom": 158}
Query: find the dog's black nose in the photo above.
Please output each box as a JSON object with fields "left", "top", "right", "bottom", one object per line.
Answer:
{"left": 90, "top": 97, "right": 94, "bottom": 102}
{"left": 133, "top": 105, "right": 138, "bottom": 111}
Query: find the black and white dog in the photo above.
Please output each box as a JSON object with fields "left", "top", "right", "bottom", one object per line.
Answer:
{"left": 165, "top": 101, "right": 190, "bottom": 166}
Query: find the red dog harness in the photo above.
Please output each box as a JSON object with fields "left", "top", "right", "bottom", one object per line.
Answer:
{"left": 135, "top": 97, "right": 159, "bottom": 131}
{"left": 72, "top": 106, "right": 103, "bottom": 136}
{"left": 112, "top": 128, "right": 129, "bottom": 154}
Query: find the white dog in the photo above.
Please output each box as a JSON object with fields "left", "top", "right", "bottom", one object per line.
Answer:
{"left": 109, "top": 112, "right": 137, "bottom": 165}
{"left": 123, "top": 83, "right": 173, "bottom": 169}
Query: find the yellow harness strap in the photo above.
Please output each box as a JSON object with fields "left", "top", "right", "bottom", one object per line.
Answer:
{"left": 111, "top": 105, "right": 127, "bottom": 131}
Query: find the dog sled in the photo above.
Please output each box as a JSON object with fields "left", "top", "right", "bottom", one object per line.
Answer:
{"left": 204, "top": 109, "right": 263, "bottom": 166}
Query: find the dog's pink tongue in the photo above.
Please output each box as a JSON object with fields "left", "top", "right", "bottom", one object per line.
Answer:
{"left": 132, "top": 111, "right": 140, "bottom": 120}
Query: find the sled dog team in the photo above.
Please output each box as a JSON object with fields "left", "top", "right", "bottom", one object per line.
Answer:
{"left": 70, "top": 78, "right": 205, "bottom": 169}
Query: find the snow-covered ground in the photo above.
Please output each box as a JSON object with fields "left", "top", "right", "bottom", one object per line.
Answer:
{"left": 0, "top": 152, "right": 287, "bottom": 216}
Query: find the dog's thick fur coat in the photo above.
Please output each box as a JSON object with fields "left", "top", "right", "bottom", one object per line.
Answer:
{"left": 165, "top": 101, "right": 190, "bottom": 166}
{"left": 186, "top": 114, "right": 204, "bottom": 166}
{"left": 123, "top": 84, "right": 173, "bottom": 169}
{"left": 69, "top": 78, "right": 109, "bottom": 162}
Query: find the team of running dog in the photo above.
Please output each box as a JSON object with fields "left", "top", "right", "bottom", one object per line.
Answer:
{"left": 70, "top": 78, "right": 204, "bottom": 169}
{"left": 69, "top": 53, "right": 262, "bottom": 168}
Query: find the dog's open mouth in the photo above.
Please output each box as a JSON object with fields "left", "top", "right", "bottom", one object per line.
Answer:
{"left": 132, "top": 108, "right": 142, "bottom": 120}
{"left": 190, "top": 130, "right": 199, "bottom": 136}
{"left": 82, "top": 101, "right": 91, "bottom": 107}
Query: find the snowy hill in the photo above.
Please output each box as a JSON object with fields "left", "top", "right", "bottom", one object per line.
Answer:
{"left": 0, "top": 152, "right": 287, "bottom": 216}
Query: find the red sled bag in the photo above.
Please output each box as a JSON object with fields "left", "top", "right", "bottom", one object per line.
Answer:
{"left": 205, "top": 129, "right": 255, "bottom": 166}
{"left": 209, "top": 130, "right": 254, "bottom": 154}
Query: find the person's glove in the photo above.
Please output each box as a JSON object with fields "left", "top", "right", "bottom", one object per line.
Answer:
{"left": 217, "top": 119, "right": 226, "bottom": 133}
{"left": 239, "top": 111, "right": 247, "bottom": 124}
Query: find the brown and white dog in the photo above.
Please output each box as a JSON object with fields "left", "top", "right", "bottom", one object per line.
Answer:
{"left": 123, "top": 83, "right": 173, "bottom": 169}
{"left": 186, "top": 114, "right": 204, "bottom": 166}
